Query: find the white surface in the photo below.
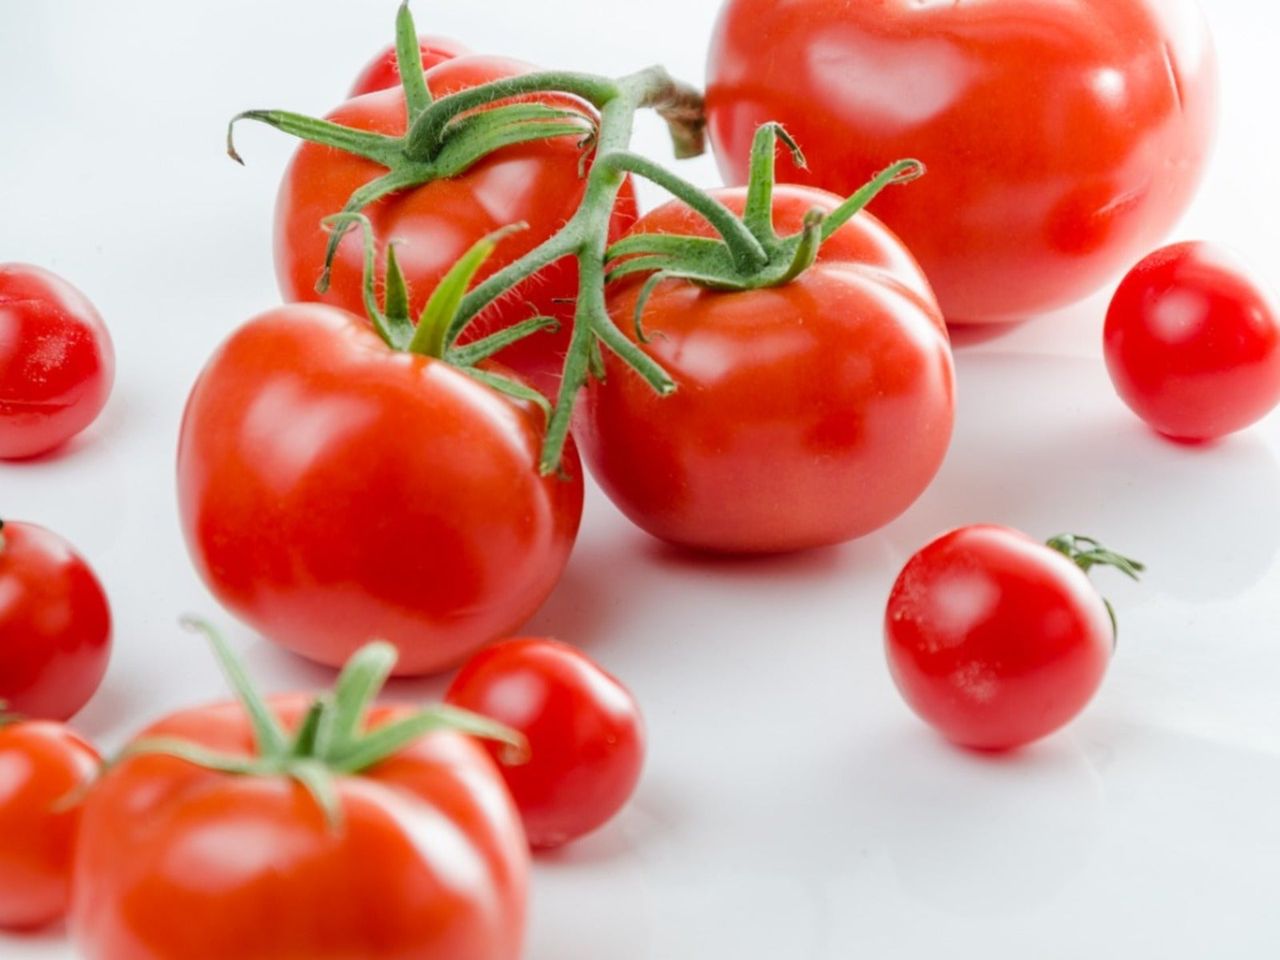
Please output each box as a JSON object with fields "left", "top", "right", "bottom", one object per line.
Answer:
{"left": 2, "top": 1, "right": 1279, "bottom": 956}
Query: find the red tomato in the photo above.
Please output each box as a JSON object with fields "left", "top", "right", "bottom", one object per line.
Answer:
{"left": 0, "top": 719, "right": 100, "bottom": 930}
{"left": 577, "top": 186, "right": 954, "bottom": 554}
{"left": 176, "top": 304, "right": 584, "bottom": 675}
{"left": 446, "top": 638, "right": 645, "bottom": 849}
{"left": 706, "top": 0, "right": 1219, "bottom": 324}
{"left": 0, "top": 521, "right": 112, "bottom": 721}
{"left": 885, "top": 526, "right": 1117, "bottom": 750}
{"left": 348, "top": 34, "right": 470, "bottom": 97}
{"left": 1104, "top": 242, "right": 1280, "bottom": 441}
{"left": 71, "top": 695, "right": 527, "bottom": 960}
{"left": 276, "top": 55, "right": 638, "bottom": 391}
{"left": 0, "top": 264, "right": 114, "bottom": 458}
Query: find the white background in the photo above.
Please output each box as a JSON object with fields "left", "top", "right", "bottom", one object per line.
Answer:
{"left": 2, "top": 0, "right": 1279, "bottom": 956}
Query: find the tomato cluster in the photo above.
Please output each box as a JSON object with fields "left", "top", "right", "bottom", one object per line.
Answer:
{"left": 2, "top": 0, "right": 1277, "bottom": 956}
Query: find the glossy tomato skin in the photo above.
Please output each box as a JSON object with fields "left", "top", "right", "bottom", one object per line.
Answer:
{"left": 176, "top": 304, "right": 583, "bottom": 675}
{"left": 277, "top": 55, "right": 638, "bottom": 391}
{"left": 0, "top": 522, "right": 112, "bottom": 721}
{"left": 0, "top": 721, "right": 100, "bottom": 930}
{"left": 0, "top": 264, "right": 114, "bottom": 458}
{"left": 70, "top": 695, "right": 527, "bottom": 960}
{"left": 578, "top": 187, "right": 954, "bottom": 554}
{"left": 348, "top": 34, "right": 470, "bottom": 97}
{"left": 885, "top": 526, "right": 1115, "bottom": 751}
{"left": 446, "top": 638, "right": 645, "bottom": 849}
{"left": 706, "top": 0, "right": 1218, "bottom": 324}
{"left": 1104, "top": 242, "right": 1280, "bottom": 440}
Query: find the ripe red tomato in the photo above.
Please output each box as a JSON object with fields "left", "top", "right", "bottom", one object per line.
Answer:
{"left": 276, "top": 55, "right": 638, "bottom": 390}
{"left": 349, "top": 34, "right": 470, "bottom": 97}
{"left": 1104, "top": 242, "right": 1280, "bottom": 441}
{"left": 885, "top": 526, "right": 1121, "bottom": 750}
{"left": 71, "top": 695, "right": 527, "bottom": 960}
{"left": 0, "top": 521, "right": 112, "bottom": 721}
{"left": 706, "top": 0, "right": 1219, "bottom": 324}
{"left": 446, "top": 638, "right": 645, "bottom": 849}
{"left": 0, "top": 263, "right": 114, "bottom": 458}
{"left": 0, "top": 719, "right": 100, "bottom": 930}
{"left": 577, "top": 186, "right": 954, "bottom": 554}
{"left": 176, "top": 304, "right": 583, "bottom": 675}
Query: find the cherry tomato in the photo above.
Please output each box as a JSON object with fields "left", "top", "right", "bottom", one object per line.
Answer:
{"left": 348, "top": 34, "right": 470, "bottom": 98}
{"left": 884, "top": 526, "right": 1123, "bottom": 751}
{"left": 0, "top": 719, "right": 100, "bottom": 930}
{"left": 706, "top": 0, "right": 1219, "bottom": 324}
{"left": 176, "top": 304, "right": 584, "bottom": 676}
{"left": 0, "top": 520, "right": 112, "bottom": 721}
{"left": 1104, "top": 242, "right": 1280, "bottom": 441}
{"left": 0, "top": 263, "right": 114, "bottom": 458}
{"left": 446, "top": 638, "right": 645, "bottom": 849}
{"left": 576, "top": 186, "right": 954, "bottom": 554}
{"left": 276, "top": 55, "right": 638, "bottom": 390}
{"left": 71, "top": 695, "right": 527, "bottom": 960}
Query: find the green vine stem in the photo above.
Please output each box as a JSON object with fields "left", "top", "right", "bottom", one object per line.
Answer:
{"left": 1047, "top": 534, "right": 1145, "bottom": 641}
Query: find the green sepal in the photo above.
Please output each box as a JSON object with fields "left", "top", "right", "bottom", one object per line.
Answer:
{"left": 394, "top": 0, "right": 432, "bottom": 122}
{"left": 461, "top": 366, "right": 552, "bottom": 419}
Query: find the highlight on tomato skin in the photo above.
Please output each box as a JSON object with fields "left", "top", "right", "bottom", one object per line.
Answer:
{"left": 1104, "top": 241, "right": 1280, "bottom": 442}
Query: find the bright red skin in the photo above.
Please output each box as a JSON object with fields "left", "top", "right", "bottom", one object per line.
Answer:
{"left": 0, "top": 721, "right": 100, "bottom": 930}
{"left": 348, "top": 35, "right": 470, "bottom": 97}
{"left": 446, "top": 638, "right": 645, "bottom": 850}
{"left": 1104, "top": 242, "right": 1280, "bottom": 441}
{"left": 706, "top": 0, "right": 1219, "bottom": 324}
{"left": 70, "top": 695, "right": 527, "bottom": 960}
{"left": 176, "top": 304, "right": 584, "bottom": 675}
{"left": 277, "top": 55, "right": 638, "bottom": 392}
{"left": 577, "top": 187, "right": 955, "bottom": 554}
{"left": 885, "top": 526, "right": 1115, "bottom": 751}
{"left": 0, "top": 264, "right": 114, "bottom": 458}
{"left": 0, "top": 521, "right": 112, "bottom": 721}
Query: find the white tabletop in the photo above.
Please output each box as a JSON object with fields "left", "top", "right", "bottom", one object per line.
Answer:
{"left": 2, "top": 1, "right": 1278, "bottom": 957}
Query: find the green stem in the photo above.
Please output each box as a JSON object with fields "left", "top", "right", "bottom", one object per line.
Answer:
{"left": 227, "top": 110, "right": 400, "bottom": 167}
{"left": 394, "top": 0, "right": 432, "bottom": 122}
{"left": 821, "top": 159, "right": 925, "bottom": 242}
{"left": 742, "top": 122, "right": 805, "bottom": 243}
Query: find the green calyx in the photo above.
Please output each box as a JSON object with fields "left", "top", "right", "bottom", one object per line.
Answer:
{"left": 1047, "top": 534, "right": 1146, "bottom": 642}
{"left": 604, "top": 122, "right": 924, "bottom": 338}
{"left": 121, "top": 618, "right": 526, "bottom": 830}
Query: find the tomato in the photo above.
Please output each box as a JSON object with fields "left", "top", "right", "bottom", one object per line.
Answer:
{"left": 576, "top": 186, "right": 954, "bottom": 554}
{"left": 0, "top": 263, "right": 114, "bottom": 459}
{"left": 884, "top": 526, "right": 1136, "bottom": 751}
{"left": 446, "top": 638, "right": 645, "bottom": 849}
{"left": 349, "top": 34, "right": 470, "bottom": 98}
{"left": 276, "top": 55, "right": 638, "bottom": 391}
{"left": 0, "top": 719, "right": 100, "bottom": 930}
{"left": 0, "top": 520, "right": 112, "bottom": 721}
{"left": 71, "top": 694, "right": 527, "bottom": 960}
{"left": 1104, "top": 242, "right": 1280, "bottom": 441}
{"left": 705, "top": 0, "right": 1219, "bottom": 324}
{"left": 176, "top": 303, "right": 583, "bottom": 675}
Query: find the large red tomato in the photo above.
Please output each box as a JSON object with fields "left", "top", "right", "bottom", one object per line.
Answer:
{"left": 176, "top": 304, "right": 583, "bottom": 675}
{"left": 706, "top": 0, "right": 1218, "bottom": 324}
{"left": 276, "top": 55, "right": 637, "bottom": 389}
{"left": 577, "top": 186, "right": 954, "bottom": 554}
{"left": 71, "top": 695, "right": 527, "bottom": 960}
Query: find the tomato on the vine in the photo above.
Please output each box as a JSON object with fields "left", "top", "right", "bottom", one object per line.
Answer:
{"left": 706, "top": 0, "right": 1219, "bottom": 324}
{"left": 0, "top": 263, "right": 114, "bottom": 459}
{"left": 1105, "top": 242, "right": 1280, "bottom": 441}
{"left": 349, "top": 34, "right": 469, "bottom": 98}
{"left": 0, "top": 520, "right": 112, "bottom": 721}
{"left": 885, "top": 526, "right": 1143, "bottom": 750}
{"left": 447, "top": 638, "right": 645, "bottom": 849}
{"left": 0, "top": 717, "right": 100, "bottom": 930}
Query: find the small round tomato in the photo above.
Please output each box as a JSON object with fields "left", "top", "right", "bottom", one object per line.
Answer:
{"left": 177, "top": 304, "right": 584, "bottom": 676}
{"left": 1104, "top": 242, "right": 1280, "bottom": 441}
{"left": 349, "top": 35, "right": 469, "bottom": 97}
{"left": 0, "top": 719, "right": 100, "bottom": 930}
{"left": 885, "top": 527, "right": 1140, "bottom": 751}
{"left": 446, "top": 638, "right": 644, "bottom": 850}
{"left": 0, "top": 264, "right": 114, "bottom": 459}
{"left": 0, "top": 521, "right": 112, "bottom": 721}
{"left": 577, "top": 186, "right": 954, "bottom": 554}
